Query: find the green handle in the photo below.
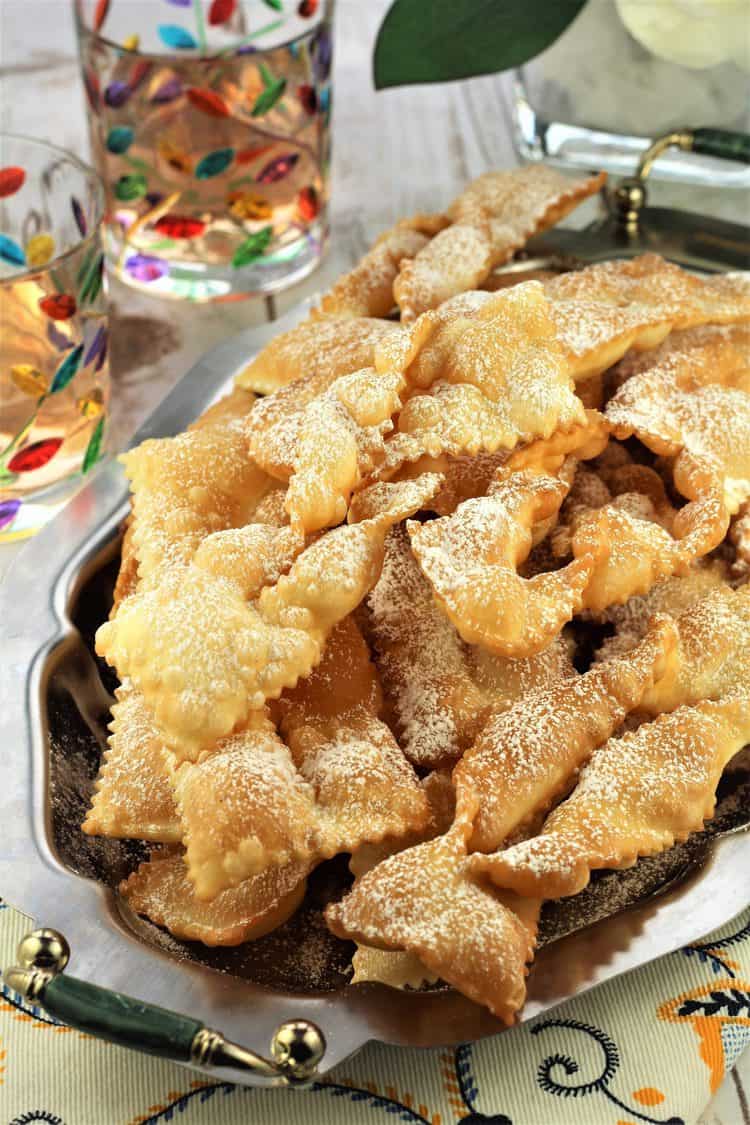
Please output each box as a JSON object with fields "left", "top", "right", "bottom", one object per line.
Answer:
{"left": 42, "top": 974, "right": 203, "bottom": 1061}
{"left": 691, "top": 128, "right": 750, "bottom": 164}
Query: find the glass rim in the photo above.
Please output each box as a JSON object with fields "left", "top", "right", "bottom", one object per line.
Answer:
{"left": 0, "top": 131, "right": 106, "bottom": 286}
{"left": 72, "top": 0, "right": 332, "bottom": 64}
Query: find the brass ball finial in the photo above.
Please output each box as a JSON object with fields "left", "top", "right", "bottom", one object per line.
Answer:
{"left": 270, "top": 1019, "right": 326, "bottom": 1084}
{"left": 611, "top": 178, "right": 647, "bottom": 231}
{"left": 17, "top": 929, "right": 70, "bottom": 974}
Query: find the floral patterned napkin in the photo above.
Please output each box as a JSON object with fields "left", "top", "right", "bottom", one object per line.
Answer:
{"left": 2, "top": 898, "right": 748, "bottom": 1125}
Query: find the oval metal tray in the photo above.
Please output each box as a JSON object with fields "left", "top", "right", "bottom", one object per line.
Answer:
{"left": 2, "top": 299, "right": 749, "bottom": 1084}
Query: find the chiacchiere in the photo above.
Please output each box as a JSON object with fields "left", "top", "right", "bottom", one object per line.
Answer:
{"left": 83, "top": 164, "right": 750, "bottom": 1024}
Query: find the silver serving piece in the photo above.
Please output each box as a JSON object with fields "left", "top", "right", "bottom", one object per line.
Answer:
{"left": 1, "top": 264, "right": 749, "bottom": 1083}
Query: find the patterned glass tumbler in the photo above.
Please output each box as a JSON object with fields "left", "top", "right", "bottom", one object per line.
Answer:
{"left": 74, "top": 0, "right": 333, "bottom": 302}
{"left": 0, "top": 134, "right": 108, "bottom": 543}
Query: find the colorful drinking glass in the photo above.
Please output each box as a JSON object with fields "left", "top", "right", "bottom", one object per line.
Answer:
{"left": 0, "top": 133, "right": 108, "bottom": 543}
{"left": 73, "top": 0, "right": 333, "bottom": 302}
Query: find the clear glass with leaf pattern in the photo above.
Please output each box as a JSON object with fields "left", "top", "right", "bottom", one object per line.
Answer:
{"left": 74, "top": 0, "right": 333, "bottom": 302}
{"left": 0, "top": 133, "right": 109, "bottom": 542}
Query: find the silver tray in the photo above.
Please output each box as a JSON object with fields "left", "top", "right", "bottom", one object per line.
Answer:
{"left": 2, "top": 295, "right": 750, "bottom": 1086}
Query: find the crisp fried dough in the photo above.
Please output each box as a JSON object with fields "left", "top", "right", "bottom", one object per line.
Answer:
{"left": 314, "top": 226, "right": 432, "bottom": 318}
{"left": 188, "top": 385, "right": 256, "bottom": 431}
{"left": 370, "top": 410, "right": 607, "bottom": 516}
{"left": 277, "top": 617, "right": 430, "bottom": 857}
{"left": 246, "top": 307, "right": 432, "bottom": 485}
{"left": 176, "top": 612, "right": 431, "bottom": 899}
{"left": 545, "top": 256, "right": 750, "bottom": 380}
{"left": 378, "top": 449, "right": 509, "bottom": 515}
{"left": 236, "top": 316, "right": 402, "bottom": 395}
{"left": 408, "top": 468, "right": 596, "bottom": 656}
{"left": 123, "top": 416, "right": 271, "bottom": 581}
{"left": 285, "top": 369, "right": 404, "bottom": 532}
{"left": 112, "top": 518, "right": 139, "bottom": 614}
{"left": 347, "top": 771, "right": 454, "bottom": 989}
{"left": 387, "top": 283, "right": 585, "bottom": 460}
{"left": 83, "top": 686, "right": 180, "bottom": 843}
{"left": 593, "top": 561, "right": 730, "bottom": 662}
{"left": 121, "top": 848, "right": 309, "bottom": 945}
{"left": 326, "top": 822, "right": 540, "bottom": 1024}
{"left": 551, "top": 461, "right": 729, "bottom": 613}
{"left": 96, "top": 478, "right": 439, "bottom": 759}
{"left": 607, "top": 323, "right": 750, "bottom": 514}
{"left": 472, "top": 696, "right": 750, "bottom": 899}
{"left": 394, "top": 167, "right": 605, "bottom": 319}
{"left": 173, "top": 710, "right": 317, "bottom": 899}
{"left": 351, "top": 946, "right": 438, "bottom": 988}
{"left": 365, "top": 526, "right": 575, "bottom": 768}
{"left": 639, "top": 583, "right": 750, "bottom": 714}
{"left": 454, "top": 619, "right": 676, "bottom": 853}
{"left": 731, "top": 501, "right": 750, "bottom": 572}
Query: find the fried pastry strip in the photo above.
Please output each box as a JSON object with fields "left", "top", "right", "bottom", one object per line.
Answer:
{"left": 606, "top": 323, "right": 750, "bottom": 513}
{"left": 385, "top": 283, "right": 586, "bottom": 461}
{"left": 236, "top": 316, "right": 403, "bottom": 395}
{"left": 639, "top": 582, "right": 750, "bottom": 714}
{"left": 545, "top": 256, "right": 750, "bottom": 380}
{"left": 111, "top": 518, "right": 139, "bottom": 613}
{"left": 348, "top": 770, "right": 454, "bottom": 988}
{"left": 123, "top": 410, "right": 271, "bottom": 581}
{"left": 372, "top": 409, "right": 607, "bottom": 515}
{"left": 246, "top": 307, "right": 432, "bottom": 485}
{"left": 472, "top": 696, "right": 750, "bottom": 899}
{"left": 454, "top": 618, "right": 677, "bottom": 853}
{"left": 83, "top": 686, "right": 181, "bottom": 843}
{"left": 408, "top": 467, "right": 596, "bottom": 656}
{"left": 560, "top": 462, "right": 729, "bottom": 613}
{"left": 121, "top": 848, "right": 309, "bottom": 946}
{"left": 731, "top": 501, "right": 750, "bottom": 573}
{"left": 285, "top": 368, "right": 404, "bottom": 532}
{"left": 175, "top": 617, "right": 429, "bottom": 899}
{"left": 593, "top": 561, "right": 730, "bottom": 663}
{"left": 365, "top": 525, "right": 574, "bottom": 768}
{"left": 276, "top": 616, "right": 430, "bottom": 858}
{"left": 327, "top": 822, "right": 540, "bottom": 1024}
{"left": 394, "top": 167, "right": 605, "bottom": 319}
{"left": 350, "top": 946, "right": 437, "bottom": 989}
{"left": 188, "top": 385, "right": 256, "bottom": 431}
{"left": 96, "top": 477, "right": 441, "bottom": 758}
{"left": 173, "top": 709, "right": 318, "bottom": 899}
{"left": 314, "top": 224, "right": 435, "bottom": 318}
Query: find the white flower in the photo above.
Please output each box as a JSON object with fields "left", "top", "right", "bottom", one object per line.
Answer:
{"left": 616, "top": 0, "right": 750, "bottom": 71}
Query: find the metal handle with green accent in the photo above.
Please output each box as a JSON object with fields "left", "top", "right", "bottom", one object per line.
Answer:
{"left": 611, "top": 126, "right": 750, "bottom": 232}
{"left": 691, "top": 127, "right": 750, "bottom": 165}
{"left": 3, "top": 929, "right": 325, "bottom": 1086}
{"left": 37, "top": 974, "right": 205, "bottom": 1061}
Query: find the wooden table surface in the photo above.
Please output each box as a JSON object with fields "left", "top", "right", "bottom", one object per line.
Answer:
{"left": 1, "top": 2, "right": 748, "bottom": 1119}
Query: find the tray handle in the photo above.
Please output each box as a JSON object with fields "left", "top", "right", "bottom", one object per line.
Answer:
{"left": 611, "top": 126, "right": 750, "bottom": 231}
{"left": 4, "top": 929, "right": 325, "bottom": 1087}
{"left": 690, "top": 127, "right": 750, "bottom": 165}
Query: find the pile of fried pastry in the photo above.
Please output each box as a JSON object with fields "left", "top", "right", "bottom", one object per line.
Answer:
{"left": 85, "top": 165, "right": 750, "bottom": 1024}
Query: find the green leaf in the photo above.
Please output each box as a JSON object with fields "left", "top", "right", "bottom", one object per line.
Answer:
{"left": 373, "top": 0, "right": 587, "bottom": 88}
{"left": 232, "top": 225, "right": 273, "bottom": 268}
{"left": 259, "top": 62, "right": 275, "bottom": 87}
{"left": 82, "top": 416, "right": 105, "bottom": 473}
{"left": 114, "top": 172, "right": 148, "bottom": 202}
{"left": 251, "top": 76, "right": 286, "bottom": 116}
{"left": 79, "top": 252, "right": 105, "bottom": 306}
{"left": 262, "top": 0, "right": 283, "bottom": 8}
{"left": 50, "top": 345, "right": 84, "bottom": 393}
